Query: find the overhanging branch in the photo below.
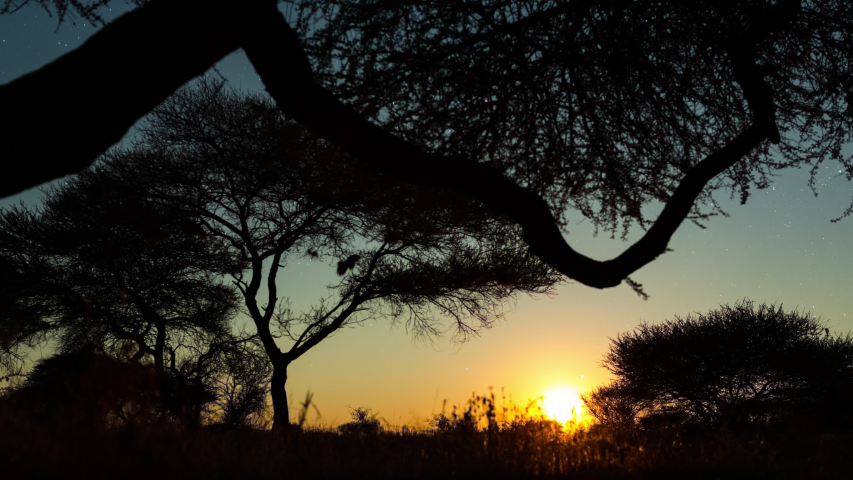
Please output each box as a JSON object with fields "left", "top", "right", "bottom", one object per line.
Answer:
{"left": 0, "top": 0, "right": 244, "bottom": 198}
{"left": 1, "top": 0, "right": 779, "bottom": 293}
{"left": 242, "top": 3, "right": 777, "bottom": 291}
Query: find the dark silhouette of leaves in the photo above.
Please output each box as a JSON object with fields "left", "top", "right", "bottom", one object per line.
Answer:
{"left": 4, "top": 1, "right": 853, "bottom": 292}
{"left": 597, "top": 299, "right": 853, "bottom": 430}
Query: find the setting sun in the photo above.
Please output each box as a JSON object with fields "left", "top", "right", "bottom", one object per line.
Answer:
{"left": 542, "top": 386, "right": 585, "bottom": 424}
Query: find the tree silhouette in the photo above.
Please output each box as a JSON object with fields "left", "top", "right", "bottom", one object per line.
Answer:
{"left": 209, "top": 343, "right": 272, "bottom": 429}
{"left": 0, "top": 349, "right": 160, "bottom": 436}
{"left": 87, "top": 79, "right": 560, "bottom": 431}
{"left": 4, "top": 1, "right": 852, "bottom": 293}
{"left": 580, "top": 381, "right": 655, "bottom": 430}
{"left": 598, "top": 299, "right": 853, "bottom": 430}
{"left": 0, "top": 168, "right": 269, "bottom": 428}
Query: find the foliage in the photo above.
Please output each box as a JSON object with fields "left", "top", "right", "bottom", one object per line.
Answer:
{"left": 0, "top": 349, "right": 161, "bottom": 434}
{"left": 0, "top": 148, "right": 271, "bottom": 428}
{"left": 209, "top": 343, "right": 272, "bottom": 429}
{"left": 298, "top": 0, "right": 853, "bottom": 233}
{"left": 6, "top": 1, "right": 853, "bottom": 291}
{"left": 580, "top": 380, "right": 656, "bottom": 430}
{"left": 94, "top": 77, "right": 560, "bottom": 430}
{"left": 599, "top": 299, "right": 853, "bottom": 430}
{"left": 0, "top": 173, "right": 240, "bottom": 362}
{"left": 1, "top": 74, "right": 559, "bottom": 432}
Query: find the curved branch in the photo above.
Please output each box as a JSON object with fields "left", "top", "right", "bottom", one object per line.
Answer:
{"left": 242, "top": 4, "right": 778, "bottom": 290}
{"left": 1, "top": 0, "right": 780, "bottom": 293}
{"left": 0, "top": 0, "right": 244, "bottom": 198}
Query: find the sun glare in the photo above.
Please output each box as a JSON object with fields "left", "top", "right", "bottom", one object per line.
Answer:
{"left": 542, "top": 386, "right": 585, "bottom": 425}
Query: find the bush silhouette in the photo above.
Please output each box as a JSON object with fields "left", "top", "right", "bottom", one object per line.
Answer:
{"left": 338, "top": 407, "right": 382, "bottom": 435}
{"left": 580, "top": 381, "right": 655, "bottom": 430}
{"left": 0, "top": 349, "right": 160, "bottom": 434}
{"left": 590, "top": 299, "right": 853, "bottom": 431}
{"left": 0, "top": 346, "right": 230, "bottom": 434}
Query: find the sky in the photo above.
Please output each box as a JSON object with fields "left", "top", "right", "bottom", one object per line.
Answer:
{"left": 2, "top": 3, "right": 852, "bottom": 428}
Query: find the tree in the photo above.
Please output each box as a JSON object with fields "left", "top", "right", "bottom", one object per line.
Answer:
{"left": 92, "top": 79, "right": 560, "bottom": 431}
{"left": 0, "top": 167, "right": 268, "bottom": 428}
{"left": 600, "top": 299, "right": 853, "bottom": 430}
{"left": 4, "top": 0, "right": 852, "bottom": 294}
{"left": 580, "top": 381, "right": 655, "bottom": 430}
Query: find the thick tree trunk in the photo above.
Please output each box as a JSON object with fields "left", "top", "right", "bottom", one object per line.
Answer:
{"left": 270, "top": 359, "right": 290, "bottom": 433}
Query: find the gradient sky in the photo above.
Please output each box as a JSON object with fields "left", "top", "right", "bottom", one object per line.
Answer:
{"left": 2, "top": 4, "right": 852, "bottom": 427}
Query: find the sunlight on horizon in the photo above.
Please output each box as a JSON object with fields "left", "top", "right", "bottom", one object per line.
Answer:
{"left": 542, "top": 385, "right": 587, "bottom": 426}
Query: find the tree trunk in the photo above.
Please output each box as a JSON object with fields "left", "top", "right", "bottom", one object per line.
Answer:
{"left": 270, "top": 359, "right": 290, "bottom": 433}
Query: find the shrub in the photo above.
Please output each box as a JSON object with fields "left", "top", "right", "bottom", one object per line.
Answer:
{"left": 599, "top": 299, "right": 853, "bottom": 430}
{"left": 337, "top": 407, "right": 382, "bottom": 435}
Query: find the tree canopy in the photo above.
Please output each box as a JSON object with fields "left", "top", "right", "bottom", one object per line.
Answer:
{"left": 4, "top": 78, "right": 559, "bottom": 430}
{"left": 4, "top": 0, "right": 852, "bottom": 293}
{"left": 0, "top": 162, "right": 273, "bottom": 427}
{"left": 590, "top": 300, "right": 853, "bottom": 430}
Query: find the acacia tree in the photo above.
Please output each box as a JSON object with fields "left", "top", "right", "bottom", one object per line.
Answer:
{"left": 599, "top": 299, "right": 853, "bottom": 430}
{"left": 0, "top": 169, "right": 270, "bottom": 428}
{"left": 4, "top": 0, "right": 852, "bottom": 294}
{"left": 96, "top": 79, "right": 560, "bottom": 431}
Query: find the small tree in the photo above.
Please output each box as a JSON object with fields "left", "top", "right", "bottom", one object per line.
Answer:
{"left": 601, "top": 299, "right": 853, "bottom": 430}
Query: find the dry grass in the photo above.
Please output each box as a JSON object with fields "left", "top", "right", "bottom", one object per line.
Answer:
{"left": 1, "top": 391, "right": 852, "bottom": 479}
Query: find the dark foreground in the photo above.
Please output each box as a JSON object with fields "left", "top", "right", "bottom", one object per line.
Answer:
{"left": 3, "top": 413, "right": 852, "bottom": 480}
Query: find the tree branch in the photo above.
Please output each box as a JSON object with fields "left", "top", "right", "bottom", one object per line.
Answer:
{"left": 242, "top": 4, "right": 778, "bottom": 291}
{"left": 0, "top": 0, "right": 246, "bottom": 198}
{"left": 1, "top": 0, "right": 781, "bottom": 293}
